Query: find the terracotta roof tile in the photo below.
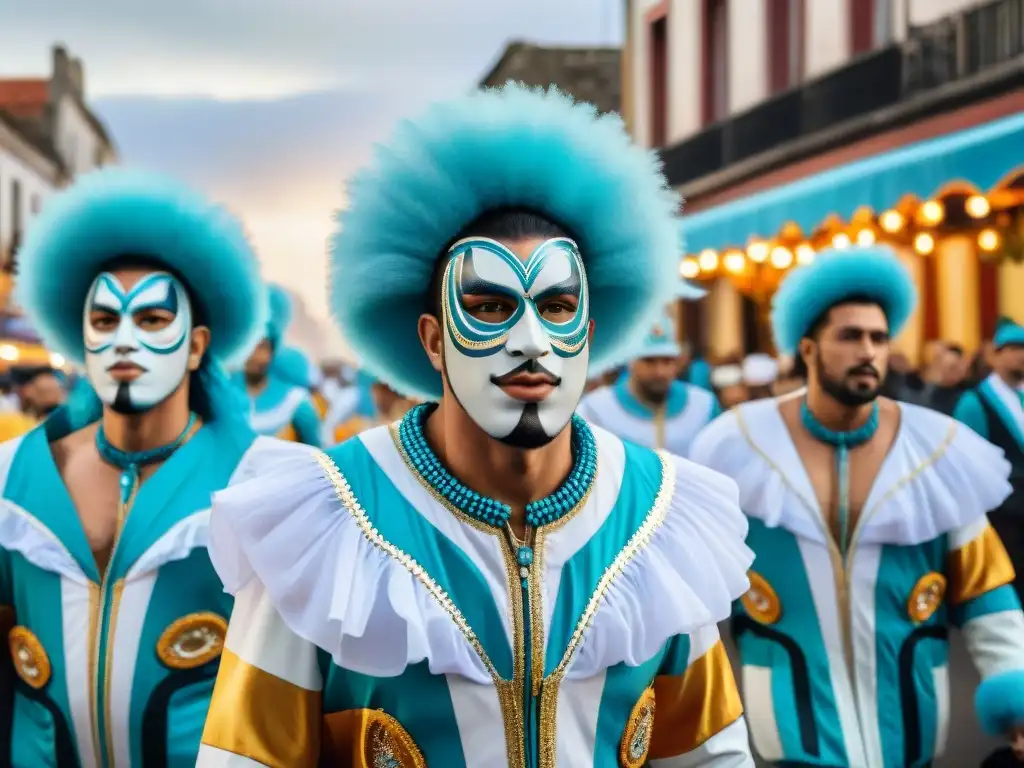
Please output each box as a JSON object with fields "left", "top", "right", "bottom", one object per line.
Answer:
{"left": 0, "top": 79, "right": 49, "bottom": 118}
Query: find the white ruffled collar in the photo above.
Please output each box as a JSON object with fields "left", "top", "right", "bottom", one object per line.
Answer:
{"left": 693, "top": 394, "right": 1012, "bottom": 547}
{"left": 208, "top": 425, "right": 752, "bottom": 683}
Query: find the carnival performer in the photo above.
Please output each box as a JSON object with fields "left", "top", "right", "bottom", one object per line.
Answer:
{"left": 691, "top": 246, "right": 1024, "bottom": 767}
{"left": 578, "top": 310, "right": 720, "bottom": 457}
{"left": 954, "top": 317, "right": 1024, "bottom": 603}
{"left": 270, "top": 344, "right": 331, "bottom": 419}
{"left": 0, "top": 168, "right": 274, "bottom": 768}
{"left": 198, "top": 83, "right": 755, "bottom": 767}
{"left": 236, "top": 285, "right": 321, "bottom": 445}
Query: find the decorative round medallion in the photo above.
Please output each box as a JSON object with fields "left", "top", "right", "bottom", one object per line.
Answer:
{"left": 156, "top": 612, "right": 228, "bottom": 670}
{"left": 620, "top": 686, "right": 655, "bottom": 768}
{"left": 362, "top": 710, "right": 425, "bottom": 768}
{"left": 8, "top": 626, "right": 51, "bottom": 689}
{"left": 741, "top": 571, "right": 782, "bottom": 625}
{"left": 907, "top": 572, "right": 947, "bottom": 623}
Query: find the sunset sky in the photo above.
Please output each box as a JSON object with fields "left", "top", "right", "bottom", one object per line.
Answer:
{"left": 2, "top": 0, "right": 623, "bottom": 350}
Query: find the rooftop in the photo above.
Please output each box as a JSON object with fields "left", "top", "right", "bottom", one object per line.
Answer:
{"left": 479, "top": 41, "right": 621, "bottom": 114}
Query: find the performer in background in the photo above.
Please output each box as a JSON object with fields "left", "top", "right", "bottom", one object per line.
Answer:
{"left": 0, "top": 168, "right": 272, "bottom": 767}
{"left": 954, "top": 317, "right": 1024, "bottom": 603}
{"left": 692, "top": 246, "right": 1024, "bottom": 767}
{"left": 578, "top": 310, "right": 720, "bottom": 457}
{"left": 199, "top": 83, "right": 754, "bottom": 767}
{"left": 270, "top": 344, "right": 331, "bottom": 418}
{"left": 237, "top": 284, "right": 321, "bottom": 445}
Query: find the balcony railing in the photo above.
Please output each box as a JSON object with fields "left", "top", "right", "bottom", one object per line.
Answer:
{"left": 659, "top": 0, "right": 1024, "bottom": 189}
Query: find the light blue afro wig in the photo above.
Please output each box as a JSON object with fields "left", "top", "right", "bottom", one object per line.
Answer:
{"left": 329, "top": 82, "right": 681, "bottom": 399}
{"left": 15, "top": 167, "right": 266, "bottom": 370}
{"left": 270, "top": 345, "right": 320, "bottom": 389}
{"left": 266, "top": 283, "right": 294, "bottom": 347}
{"left": 771, "top": 246, "right": 917, "bottom": 355}
{"left": 994, "top": 317, "right": 1024, "bottom": 349}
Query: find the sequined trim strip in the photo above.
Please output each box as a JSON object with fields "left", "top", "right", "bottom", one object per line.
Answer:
{"left": 313, "top": 451, "right": 500, "bottom": 681}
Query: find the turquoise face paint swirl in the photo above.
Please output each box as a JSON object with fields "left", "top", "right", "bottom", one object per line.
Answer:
{"left": 83, "top": 271, "right": 194, "bottom": 414}
{"left": 441, "top": 237, "right": 591, "bottom": 447}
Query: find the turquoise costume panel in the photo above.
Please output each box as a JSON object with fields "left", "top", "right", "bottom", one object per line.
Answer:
{"left": 0, "top": 417, "right": 259, "bottom": 768}
{"left": 237, "top": 372, "right": 321, "bottom": 446}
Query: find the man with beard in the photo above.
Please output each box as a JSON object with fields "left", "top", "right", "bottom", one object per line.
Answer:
{"left": 578, "top": 311, "right": 720, "bottom": 457}
{"left": 955, "top": 318, "right": 1024, "bottom": 604}
{"left": 197, "top": 83, "right": 754, "bottom": 767}
{"left": 0, "top": 168, "right": 276, "bottom": 766}
{"left": 237, "top": 285, "right": 321, "bottom": 445}
{"left": 691, "top": 247, "right": 1024, "bottom": 766}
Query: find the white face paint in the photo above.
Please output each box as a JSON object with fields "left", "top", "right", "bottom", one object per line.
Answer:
{"left": 83, "top": 271, "right": 193, "bottom": 414}
{"left": 441, "top": 237, "right": 590, "bottom": 448}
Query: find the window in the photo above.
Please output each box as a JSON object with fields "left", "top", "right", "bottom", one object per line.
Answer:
{"left": 648, "top": 7, "right": 669, "bottom": 147}
{"left": 10, "top": 180, "right": 21, "bottom": 242}
{"left": 767, "top": 0, "right": 805, "bottom": 93}
{"left": 850, "top": 0, "right": 882, "bottom": 55}
{"left": 702, "top": 0, "right": 730, "bottom": 124}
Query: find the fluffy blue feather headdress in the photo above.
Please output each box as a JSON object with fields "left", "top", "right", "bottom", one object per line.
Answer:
{"left": 266, "top": 283, "right": 294, "bottom": 347}
{"left": 771, "top": 246, "right": 917, "bottom": 355}
{"left": 15, "top": 167, "right": 266, "bottom": 369}
{"left": 270, "top": 345, "right": 320, "bottom": 389}
{"left": 329, "top": 82, "right": 682, "bottom": 399}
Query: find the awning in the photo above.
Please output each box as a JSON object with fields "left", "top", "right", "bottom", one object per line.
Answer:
{"left": 680, "top": 111, "right": 1024, "bottom": 253}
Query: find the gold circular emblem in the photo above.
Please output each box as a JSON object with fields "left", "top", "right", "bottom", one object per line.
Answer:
{"left": 620, "top": 686, "right": 656, "bottom": 768}
{"left": 8, "top": 626, "right": 51, "bottom": 689}
{"left": 156, "top": 612, "right": 228, "bottom": 670}
{"left": 741, "top": 571, "right": 782, "bottom": 625}
{"left": 362, "top": 709, "right": 425, "bottom": 768}
{"left": 907, "top": 572, "right": 947, "bottom": 623}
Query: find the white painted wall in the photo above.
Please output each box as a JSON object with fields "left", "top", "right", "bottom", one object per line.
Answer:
{"left": 666, "top": 0, "right": 703, "bottom": 143}
{"left": 727, "top": 0, "right": 768, "bottom": 113}
{"left": 0, "top": 145, "right": 55, "bottom": 260}
{"left": 55, "top": 94, "right": 104, "bottom": 175}
{"left": 805, "top": 0, "right": 851, "bottom": 78}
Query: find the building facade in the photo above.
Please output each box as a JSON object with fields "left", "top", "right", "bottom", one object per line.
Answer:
{"left": 624, "top": 0, "right": 1024, "bottom": 363}
{"left": 0, "top": 44, "right": 117, "bottom": 369}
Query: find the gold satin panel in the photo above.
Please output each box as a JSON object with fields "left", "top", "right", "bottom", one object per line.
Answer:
{"left": 201, "top": 647, "right": 320, "bottom": 768}
{"left": 277, "top": 423, "right": 299, "bottom": 442}
{"left": 648, "top": 639, "right": 744, "bottom": 759}
{"left": 313, "top": 391, "right": 330, "bottom": 419}
{"left": 948, "top": 525, "right": 1016, "bottom": 605}
{"left": 321, "top": 708, "right": 425, "bottom": 767}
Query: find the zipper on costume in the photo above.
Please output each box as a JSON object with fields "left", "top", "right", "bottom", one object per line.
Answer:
{"left": 511, "top": 525, "right": 540, "bottom": 768}
{"left": 92, "top": 491, "right": 135, "bottom": 768}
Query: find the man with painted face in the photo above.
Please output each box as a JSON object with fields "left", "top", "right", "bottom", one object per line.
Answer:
{"left": 198, "top": 83, "right": 755, "bottom": 767}
{"left": 237, "top": 284, "right": 322, "bottom": 445}
{"left": 578, "top": 308, "right": 721, "bottom": 458}
{"left": 955, "top": 318, "right": 1024, "bottom": 604}
{"left": 691, "top": 247, "right": 1024, "bottom": 766}
{"left": 0, "top": 168, "right": 275, "bottom": 767}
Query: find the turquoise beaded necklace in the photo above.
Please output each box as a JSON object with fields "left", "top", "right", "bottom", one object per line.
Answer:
{"left": 397, "top": 403, "right": 597, "bottom": 574}
{"left": 799, "top": 399, "right": 879, "bottom": 558}
{"left": 96, "top": 412, "right": 198, "bottom": 507}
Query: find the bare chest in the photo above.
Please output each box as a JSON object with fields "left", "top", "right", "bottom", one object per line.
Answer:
{"left": 56, "top": 449, "right": 157, "bottom": 576}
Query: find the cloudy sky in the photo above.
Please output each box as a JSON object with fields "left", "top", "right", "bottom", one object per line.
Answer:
{"left": 1, "top": 0, "right": 623, "bottom": 342}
